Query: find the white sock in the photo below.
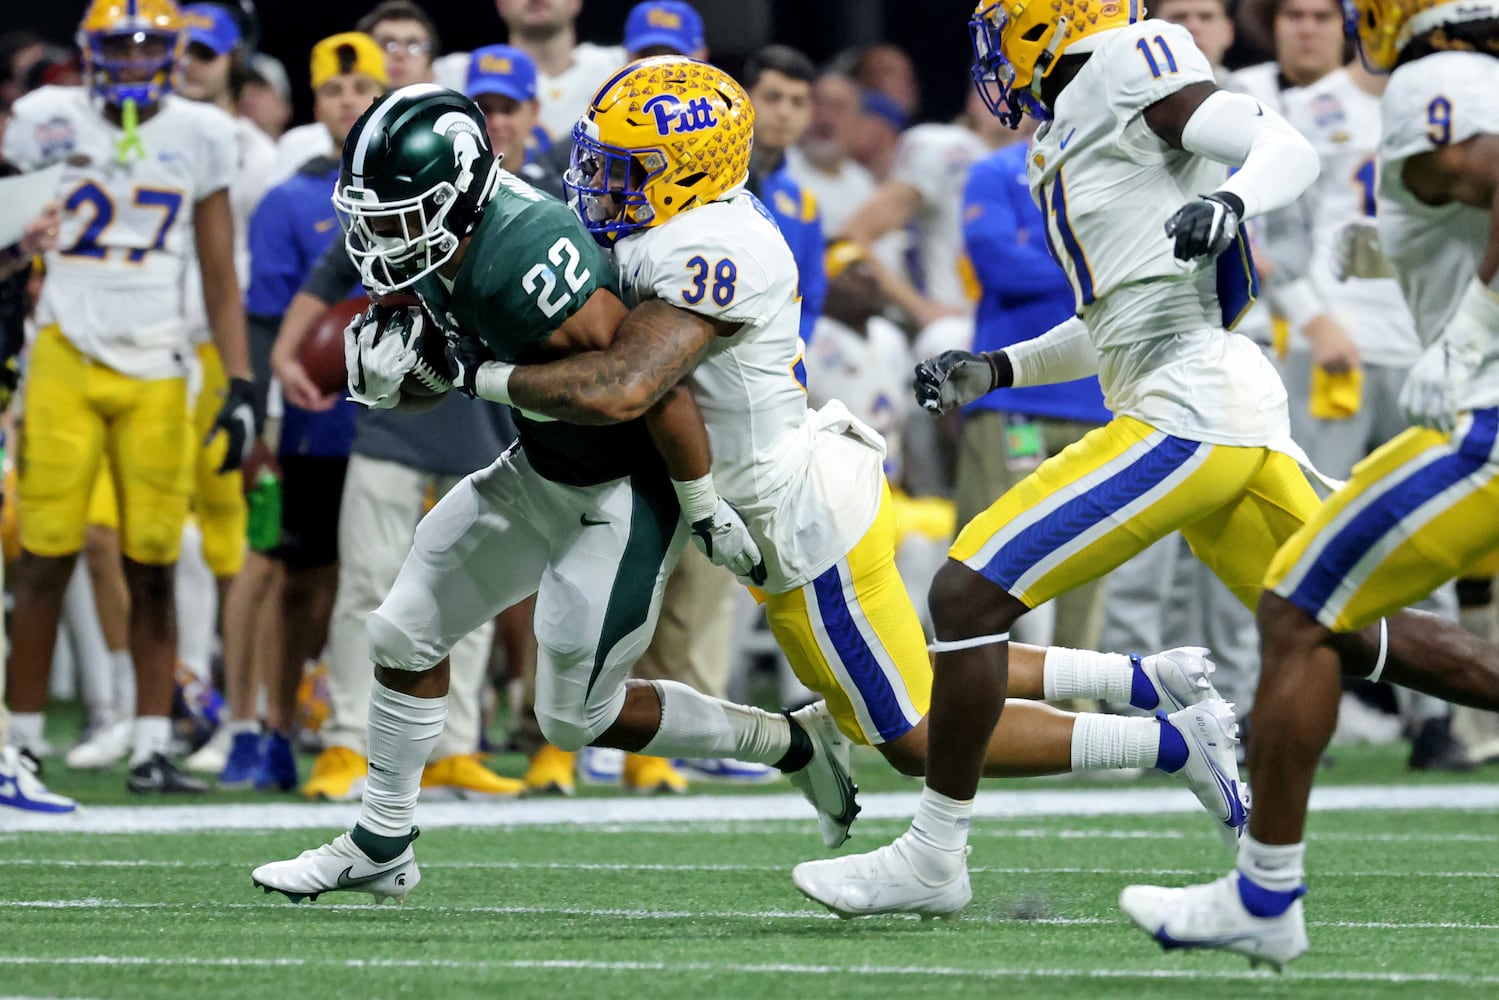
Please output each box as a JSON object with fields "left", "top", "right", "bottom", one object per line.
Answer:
{"left": 9, "top": 713, "right": 45, "bottom": 751}
{"left": 130, "top": 715, "right": 172, "bottom": 765}
{"left": 638, "top": 680, "right": 792, "bottom": 765}
{"left": 113, "top": 650, "right": 137, "bottom": 719}
{"left": 1238, "top": 834, "right": 1306, "bottom": 892}
{"left": 357, "top": 680, "right": 446, "bottom": 838}
{"left": 174, "top": 524, "right": 216, "bottom": 680}
{"left": 1069, "top": 714, "right": 1160, "bottom": 771}
{"left": 1043, "top": 647, "right": 1134, "bottom": 703}
{"left": 904, "top": 785, "right": 973, "bottom": 881}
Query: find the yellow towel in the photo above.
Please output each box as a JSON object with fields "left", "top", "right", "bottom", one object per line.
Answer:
{"left": 1309, "top": 366, "right": 1364, "bottom": 420}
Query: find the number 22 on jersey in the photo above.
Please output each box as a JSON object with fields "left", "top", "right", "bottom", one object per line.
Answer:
{"left": 60, "top": 180, "right": 184, "bottom": 264}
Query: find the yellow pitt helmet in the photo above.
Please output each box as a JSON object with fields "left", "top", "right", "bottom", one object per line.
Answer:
{"left": 78, "top": 0, "right": 185, "bottom": 108}
{"left": 1344, "top": 0, "right": 1498, "bottom": 71}
{"left": 564, "top": 56, "right": 754, "bottom": 244}
{"left": 969, "top": 0, "right": 1141, "bottom": 127}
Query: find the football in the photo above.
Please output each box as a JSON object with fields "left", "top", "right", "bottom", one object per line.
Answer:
{"left": 371, "top": 292, "right": 455, "bottom": 398}
{"left": 300, "top": 296, "right": 367, "bottom": 396}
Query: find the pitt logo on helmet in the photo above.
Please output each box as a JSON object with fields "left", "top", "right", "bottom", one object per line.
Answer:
{"left": 643, "top": 93, "right": 719, "bottom": 135}
{"left": 563, "top": 56, "right": 754, "bottom": 244}
{"left": 969, "top": 0, "right": 1139, "bottom": 127}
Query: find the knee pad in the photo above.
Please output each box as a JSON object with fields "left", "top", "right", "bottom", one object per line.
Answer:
{"left": 199, "top": 513, "right": 247, "bottom": 578}
{"left": 534, "top": 711, "right": 596, "bottom": 753}
{"left": 366, "top": 609, "right": 442, "bottom": 673}
{"left": 534, "top": 681, "right": 624, "bottom": 752}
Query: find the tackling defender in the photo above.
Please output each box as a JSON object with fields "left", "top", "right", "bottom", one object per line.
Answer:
{"left": 451, "top": 57, "right": 1251, "bottom": 858}
{"left": 1121, "top": 0, "right": 1499, "bottom": 968}
{"left": 792, "top": 0, "right": 1499, "bottom": 923}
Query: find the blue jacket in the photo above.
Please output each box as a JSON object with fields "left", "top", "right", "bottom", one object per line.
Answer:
{"left": 752, "top": 160, "right": 826, "bottom": 345}
{"left": 962, "top": 144, "right": 1109, "bottom": 424}
{"left": 247, "top": 155, "right": 359, "bottom": 458}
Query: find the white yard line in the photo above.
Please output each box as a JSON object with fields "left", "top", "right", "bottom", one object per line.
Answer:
{"left": 5, "top": 783, "right": 1498, "bottom": 834}
{"left": 5, "top": 898, "right": 1499, "bottom": 934}
{"left": 0, "top": 953, "right": 1497, "bottom": 985}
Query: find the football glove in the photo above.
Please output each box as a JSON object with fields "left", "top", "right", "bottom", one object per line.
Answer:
{"left": 1399, "top": 280, "right": 1498, "bottom": 433}
{"left": 1332, "top": 219, "right": 1394, "bottom": 282}
{"left": 208, "top": 377, "right": 257, "bottom": 473}
{"left": 1164, "top": 192, "right": 1243, "bottom": 261}
{"left": 448, "top": 335, "right": 491, "bottom": 399}
{"left": 672, "top": 474, "right": 767, "bottom": 585}
{"left": 344, "top": 304, "right": 418, "bottom": 409}
{"left": 913, "top": 350, "right": 1005, "bottom": 414}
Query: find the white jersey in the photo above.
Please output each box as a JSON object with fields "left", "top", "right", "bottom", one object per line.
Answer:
{"left": 1378, "top": 51, "right": 1499, "bottom": 411}
{"left": 890, "top": 123, "right": 987, "bottom": 309}
{"left": 613, "top": 192, "right": 886, "bottom": 592}
{"left": 806, "top": 314, "right": 911, "bottom": 481}
{"left": 3, "top": 86, "right": 237, "bottom": 379}
{"left": 1280, "top": 69, "right": 1421, "bottom": 367}
{"left": 537, "top": 43, "right": 626, "bottom": 141}
{"left": 783, "top": 145, "right": 877, "bottom": 239}
{"left": 267, "top": 121, "right": 332, "bottom": 188}
{"left": 1024, "top": 20, "right": 1290, "bottom": 446}
{"left": 183, "top": 115, "right": 274, "bottom": 346}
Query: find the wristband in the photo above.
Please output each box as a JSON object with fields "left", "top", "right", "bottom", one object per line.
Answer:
{"left": 474, "top": 360, "right": 516, "bottom": 404}
{"left": 671, "top": 472, "right": 719, "bottom": 524}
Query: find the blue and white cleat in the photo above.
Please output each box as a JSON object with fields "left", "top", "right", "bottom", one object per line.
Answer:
{"left": 1163, "top": 699, "right": 1249, "bottom": 848}
{"left": 1137, "top": 646, "right": 1221, "bottom": 712}
{"left": 252, "top": 830, "right": 420, "bottom": 904}
{"left": 1120, "top": 872, "right": 1308, "bottom": 971}
{"left": 0, "top": 746, "right": 78, "bottom": 814}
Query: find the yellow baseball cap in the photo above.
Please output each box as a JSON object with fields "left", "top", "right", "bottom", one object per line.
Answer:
{"left": 310, "top": 32, "right": 388, "bottom": 90}
{"left": 824, "top": 239, "right": 871, "bottom": 282}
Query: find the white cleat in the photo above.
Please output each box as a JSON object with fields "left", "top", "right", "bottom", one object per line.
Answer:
{"left": 785, "top": 701, "right": 860, "bottom": 848}
{"left": 1163, "top": 699, "right": 1249, "bottom": 848}
{"left": 1137, "top": 647, "right": 1221, "bottom": 711}
{"left": 1120, "top": 872, "right": 1308, "bottom": 971}
{"left": 184, "top": 726, "right": 234, "bottom": 774}
{"left": 64, "top": 720, "right": 131, "bottom": 770}
{"left": 251, "top": 831, "right": 420, "bottom": 904}
{"left": 793, "top": 834, "right": 971, "bottom": 919}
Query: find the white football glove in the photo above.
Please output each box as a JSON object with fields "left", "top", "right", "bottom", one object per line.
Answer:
{"left": 344, "top": 305, "right": 419, "bottom": 409}
{"left": 1398, "top": 280, "right": 1499, "bottom": 433}
{"left": 1332, "top": 219, "right": 1394, "bottom": 282}
{"left": 672, "top": 474, "right": 767, "bottom": 585}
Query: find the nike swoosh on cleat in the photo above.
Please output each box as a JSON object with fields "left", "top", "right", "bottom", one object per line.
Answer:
{"left": 336, "top": 865, "right": 397, "bottom": 889}
{"left": 579, "top": 514, "right": 609, "bottom": 526}
{"left": 1155, "top": 926, "right": 1271, "bottom": 953}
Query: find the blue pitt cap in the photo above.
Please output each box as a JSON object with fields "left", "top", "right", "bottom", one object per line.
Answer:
{"left": 466, "top": 44, "right": 538, "bottom": 102}
{"left": 624, "top": 1, "right": 705, "bottom": 56}
{"left": 181, "top": 3, "right": 242, "bottom": 56}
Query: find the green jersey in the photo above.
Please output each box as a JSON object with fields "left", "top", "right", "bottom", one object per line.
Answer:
{"left": 412, "top": 171, "right": 663, "bottom": 487}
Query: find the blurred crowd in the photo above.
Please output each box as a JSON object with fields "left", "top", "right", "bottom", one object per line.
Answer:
{"left": 2, "top": 0, "right": 1496, "bottom": 814}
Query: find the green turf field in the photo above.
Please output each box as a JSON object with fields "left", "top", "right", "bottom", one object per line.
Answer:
{"left": 6, "top": 740, "right": 1499, "bottom": 998}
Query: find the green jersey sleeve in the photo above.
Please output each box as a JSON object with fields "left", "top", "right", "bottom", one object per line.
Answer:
{"left": 452, "top": 181, "right": 617, "bottom": 362}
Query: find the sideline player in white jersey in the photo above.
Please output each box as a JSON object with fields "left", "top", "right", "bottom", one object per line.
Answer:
{"left": 465, "top": 59, "right": 1253, "bottom": 851}
{"left": 1, "top": 0, "right": 256, "bottom": 793}
{"left": 1121, "top": 0, "right": 1499, "bottom": 969}
{"left": 789, "top": 0, "right": 1490, "bottom": 922}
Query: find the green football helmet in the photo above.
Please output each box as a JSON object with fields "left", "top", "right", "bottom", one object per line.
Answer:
{"left": 334, "top": 83, "right": 501, "bottom": 294}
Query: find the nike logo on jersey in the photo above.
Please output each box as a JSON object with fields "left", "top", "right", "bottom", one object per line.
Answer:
{"left": 579, "top": 514, "right": 609, "bottom": 527}
{"left": 1059, "top": 128, "right": 1077, "bottom": 150}
{"left": 336, "top": 865, "right": 396, "bottom": 889}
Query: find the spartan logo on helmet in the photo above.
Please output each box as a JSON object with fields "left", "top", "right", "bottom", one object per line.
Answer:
{"left": 432, "top": 110, "right": 486, "bottom": 191}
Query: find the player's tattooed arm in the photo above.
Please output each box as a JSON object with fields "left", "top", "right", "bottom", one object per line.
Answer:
{"left": 644, "top": 384, "right": 713, "bottom": 481}
{"left": 506, "top": 298, "right": 729, "bottom": 425}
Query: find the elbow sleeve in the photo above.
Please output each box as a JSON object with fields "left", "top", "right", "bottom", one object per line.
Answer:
{"left": 1180, "top": 90, "right": 1320, "bottom": 219}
